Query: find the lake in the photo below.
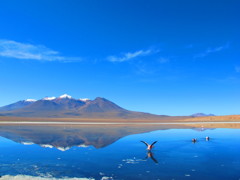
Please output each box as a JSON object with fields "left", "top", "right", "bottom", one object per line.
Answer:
{"left": 0, "top": 125, "right": 239, "bottom": 180}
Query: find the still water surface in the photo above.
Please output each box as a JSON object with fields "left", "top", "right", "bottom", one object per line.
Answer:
{"left": 0, "top": 125, "right": 239, "bottom": 180}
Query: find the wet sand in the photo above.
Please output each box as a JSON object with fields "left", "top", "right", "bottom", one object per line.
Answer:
{"left": 0, "top": 121, "right": 240, "bottom": 129}
{"left": 0, "top": 116, "right": 190, "bottom": 123}
{"left": 0, "top": 116, "right": 240, "bottom": 129}
{"left": 180, "top": 115, "right": 240, "bottom": 122}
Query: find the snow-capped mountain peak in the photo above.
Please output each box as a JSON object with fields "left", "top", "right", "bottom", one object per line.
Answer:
{"left": 25, "top": 99, "right": 37, "bottom": 102}
{"left": 79, "top": 98, "right": 90, "bottom": 102}
{"left": 42, "top": 97, "right": 56, "bottom": 101}
{"left": 59, "top": 94, "right": 72, "bottom": 99}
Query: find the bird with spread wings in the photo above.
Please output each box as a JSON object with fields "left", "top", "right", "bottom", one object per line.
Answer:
{"left": 140, "top": 141, "right": 157, "bottom": 151}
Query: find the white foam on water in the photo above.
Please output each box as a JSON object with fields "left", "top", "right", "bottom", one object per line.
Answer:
{"left": 0, "top": 175, "right": 94, "bottom": 180}
{"left": 100, "top": 177, "right": 113, "bottom": 180}
{"left": 122, "top": 158, "right": 146, "bottom": 164}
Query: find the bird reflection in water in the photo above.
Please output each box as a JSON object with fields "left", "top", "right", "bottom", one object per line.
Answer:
{"left": 141, "top": 141, "right": 158, "bottom": 163}
{"left": 145, "top": 151, "right": 158, "bottom": 163}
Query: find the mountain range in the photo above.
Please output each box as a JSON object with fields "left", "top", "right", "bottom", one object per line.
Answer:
{"left": 0, "top": 94, "right": 216, "bottom": 119}
{"left": 0, "top": 94, "right": 166, "bottom": 119}
{"left": 191, "top": 113, "right": 215, "bottom": 117}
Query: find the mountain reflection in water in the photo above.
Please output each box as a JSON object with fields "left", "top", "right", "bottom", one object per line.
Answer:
{"left": 0, "top": 124, "right": 179, "bottom": 151}
{"left": 0, "top": 126, "right": 240, "bottom": 180}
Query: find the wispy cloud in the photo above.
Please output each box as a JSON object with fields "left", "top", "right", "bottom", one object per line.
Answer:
{"left": 0, "top": 39, "right": 80, "bottom": 62}
{"left": 107, "top": 49, "right": 158, "bottom": 62}
{"left": 235, "top": 66, "right": 240, "bottom": 73}
{"left": 194, "top": 43, "right": 229, "bottom": 58}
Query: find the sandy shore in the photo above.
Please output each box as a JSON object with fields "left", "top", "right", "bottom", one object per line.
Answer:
{"left": 0, "top": 121, "right": 240, "bottom": 125}
{"left": 0, "top": 121, "right": 240, "bottom": 129}
{"left": 0, "top": 116, "right": 240, "bottom": 128}
{"left": 0, "top": 116, "right": 190, "bottom": 123}
{"left": 181, "top": 115, "right": 240, "bottom": 122}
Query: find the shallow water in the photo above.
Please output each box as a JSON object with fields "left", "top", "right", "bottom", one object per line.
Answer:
{"left": 0, "top": 126, "right": 239, "bottom": 180}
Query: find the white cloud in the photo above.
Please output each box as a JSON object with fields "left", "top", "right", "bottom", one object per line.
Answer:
{"left": 107, "top": 49, "right": 157, "bottom": 62}
{"left": 194, "top": 43, "right": 229, "bottom": 58}
{"left": 0, "top": 39, "right": 80, "bottom": 62}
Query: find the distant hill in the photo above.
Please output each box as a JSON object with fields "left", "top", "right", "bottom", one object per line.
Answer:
{"left": 191, "top": 113, "right": 215, "bottom": 117}
{"left": 0, "top": 94, "right": 167, "bottom": 119}
{"left": 0, "top": 99, "right": 36, "bottom": 111}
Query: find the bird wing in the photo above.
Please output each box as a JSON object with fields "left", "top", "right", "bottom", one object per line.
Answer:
{"left": 150, "top": 141, "right": 157, "bottom": 148}
{"left": 140, "top": 141, "right": 149, "bottom": 146}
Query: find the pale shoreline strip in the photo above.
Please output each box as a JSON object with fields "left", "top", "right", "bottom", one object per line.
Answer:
{"left": 0, "top": 121, "right": 240, "bottom": 125}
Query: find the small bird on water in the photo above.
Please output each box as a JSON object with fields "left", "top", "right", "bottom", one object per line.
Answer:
{"left": 140, "top": 141, "right": 157, "bottom": 151}
{"left": 192, "top": 138, "right": 197, "bottom": 143}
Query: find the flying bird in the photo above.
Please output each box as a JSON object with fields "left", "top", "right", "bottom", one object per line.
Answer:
{"left": 141, "top": 141, "right": 157, "bottom": 151}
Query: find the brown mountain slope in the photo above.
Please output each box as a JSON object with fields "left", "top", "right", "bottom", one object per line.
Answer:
{"left": 0, "top": 96, "right": 167, "bottom": 119}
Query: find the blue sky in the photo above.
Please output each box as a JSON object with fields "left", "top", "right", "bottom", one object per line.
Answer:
{"left": 0, "top": 0, "right": 239, "bottom": 115}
